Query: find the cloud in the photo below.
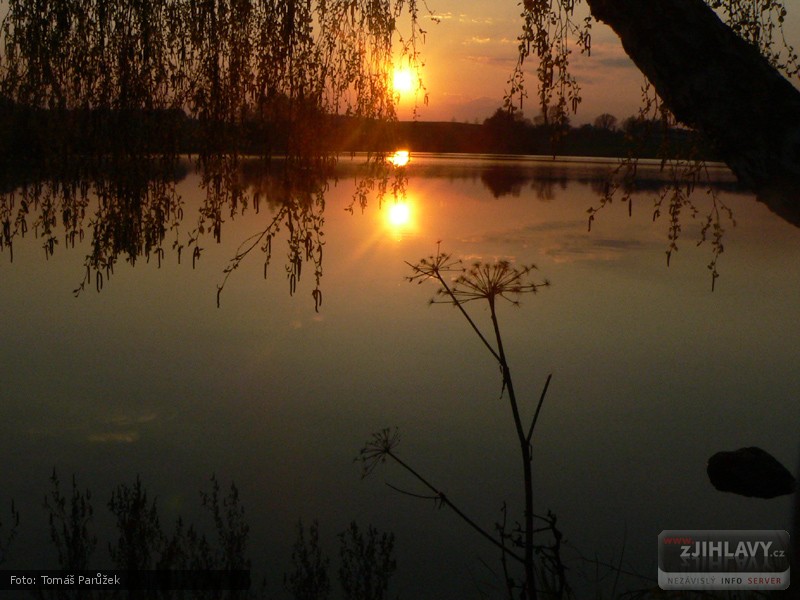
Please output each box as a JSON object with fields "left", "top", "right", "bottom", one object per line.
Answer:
{"left": 595, "top": 55, "right": 637, "bottom": 69}
{"left": 460, "top": 221, "right": 653, "bottom": 264}
{"left": 107, "top": 412, "right": 158, "bottom": 426}
{"left": 542, "top": 235, "right": 650, "bottom": 263}
{"left": 459, "top": 53, "right": 516, "bottom": 68}
{"left": 581, "top": 41, "right": 637, "bottom": 70}
{"left": 26, "top": 411, "right": 158, "bottom": 444}
{"left": 462, "top": 36, "right": 516, "bottom": 49}
{"left": 86, "top": 412, "right": 160, "bottom": 443}
{"left": 87, "top": 431, "right": 140, "bottom": 443}
{"left": 420, "top": 95, "right": 502, "bottom": 122}
{"left": 460, "top": 54, "right": 493, "bottom": 64}
{"left": 427, "top": 11, "right": 453, "bottom": 20}
{"left": 458, "top": 14, "right": 497, "bottom": 25}
{"left": 592, "top": 238, "right": 647, "bottom": 249}
{"left": 463, "top": 220, "right": 580, "bottom": 244}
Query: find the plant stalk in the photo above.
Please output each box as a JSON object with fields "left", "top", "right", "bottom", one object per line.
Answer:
{"left": 488, "top": 296, "right": 537, "bottom": 600}
{"left": 384, "top": 450, "right": 526, "bottom": 565}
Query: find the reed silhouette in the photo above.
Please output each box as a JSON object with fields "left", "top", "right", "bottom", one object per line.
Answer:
{"left": 285, "top": 520, "right": 396, "bottom": 600}
{"left": 1, "top": 471, "right": 397, "bottom": 599}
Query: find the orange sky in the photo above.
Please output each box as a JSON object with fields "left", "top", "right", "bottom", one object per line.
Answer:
{"left": 395, "top": 1, "right": 800, "bottom": 125}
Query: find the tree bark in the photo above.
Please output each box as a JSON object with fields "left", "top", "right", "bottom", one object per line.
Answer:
{"left": 587, "top": 0, "right": 800, "bottom": 226}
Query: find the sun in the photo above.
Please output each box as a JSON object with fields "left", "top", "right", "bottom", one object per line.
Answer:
{"left": 392, "top": 68, "right": 414, "bottom": 95}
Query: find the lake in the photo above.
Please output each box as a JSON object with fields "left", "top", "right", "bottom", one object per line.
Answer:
{"left": 1, "top": 153, "right": 799, "bottom": 598}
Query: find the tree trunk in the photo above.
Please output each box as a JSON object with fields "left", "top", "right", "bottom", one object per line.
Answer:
{"left": 587, "top": 0, "right": 800, "bottom": 226}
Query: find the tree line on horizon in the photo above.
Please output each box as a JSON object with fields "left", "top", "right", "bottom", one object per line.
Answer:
{"left": 0, "top": 95, "right": 720, "bottom": 168}
{"left": 389, "top": 108, "right": 720, "bottom": 159}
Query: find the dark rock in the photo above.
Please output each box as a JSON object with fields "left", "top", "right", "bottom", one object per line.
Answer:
{"left": 707, "top": 447, "right": 796, "bottom": 499}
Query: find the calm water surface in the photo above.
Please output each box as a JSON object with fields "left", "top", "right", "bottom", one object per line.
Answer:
{"left": 1, "top": 154, "right": 799, "bottom": 598}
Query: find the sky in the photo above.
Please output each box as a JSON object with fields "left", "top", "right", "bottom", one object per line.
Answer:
{"left": 394, "top": 0, "right": 800, "bottom": 125}
{"left": 0, "top": 0, "right": 797, "bottom": 126}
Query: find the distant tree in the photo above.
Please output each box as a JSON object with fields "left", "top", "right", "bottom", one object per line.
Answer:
{"left": 593, "top": 113, "right": 618, "bottom": 131}
{"left": 554, "top": 112, "right": 571, "bottom": 131}
{"left": 530, "top": 105, "right": 571, "bottom": 130}
{"left": 621, "top": 115, "right": 659, "bottom": 138}
{"left": 483, "top": 107, "right": 526, "bottom": 127}
{"left": 483, "top": 107, "right": 532, "bottom": 152}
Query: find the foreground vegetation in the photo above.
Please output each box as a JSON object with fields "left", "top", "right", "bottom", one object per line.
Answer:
{"left": 0, "top": 473, "right": 397, "bottom": 600}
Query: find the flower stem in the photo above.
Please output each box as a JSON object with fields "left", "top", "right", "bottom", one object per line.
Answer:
{"left": 489, "top": 296, "right": 537, "bottom": 600}
{"left": 384, "top": 449, "right": 526, "bottom": 565}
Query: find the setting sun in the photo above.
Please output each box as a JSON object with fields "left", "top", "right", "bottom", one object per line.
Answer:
{"left": 392, "top": 67, "right": 414, "bottom": 94}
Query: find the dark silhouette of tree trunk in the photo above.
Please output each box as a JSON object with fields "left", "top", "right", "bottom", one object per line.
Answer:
{"left": 587, "top": 0, "right": 800, "bottom": 226}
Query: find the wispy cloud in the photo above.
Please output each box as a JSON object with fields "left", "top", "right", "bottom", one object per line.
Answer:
{"left": 595, "top": 55, "right": 637, "bottom": 69}
{"left": 462, "top": 36, "right": 516, "bottom": 47}
{"left": 458, "top": 14, "right": 497, "bottom": 25}
{"left": 582, "top": 41, "right": 637, "bottom": 69}
{"left": 26, "top": 410, "right": 159, "bottom": 444}
{"left": 88, "top": 431, "right": 140, "bottom": 444}
{"left": 460, "top": 220, "right": 654, "bottom": 264}
{"left": 427, "top": 11, "right": 453, "bottom": 20}
{"left": 462, "top": 220, "right": 579, "bottom": 244}
{"left": 542, "top": 236, "right": 647, "bottom": 263}
{"left": 459, "top": 53, "right": 516, "bottom": 68}
{"left": 107, "top": 412, "right": 158, "bottom": 426}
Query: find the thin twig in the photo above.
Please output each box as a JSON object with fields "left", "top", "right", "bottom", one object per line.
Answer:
{"left": 611, "top": 525, "right": 627, "bottom": 598}
{"left": 435, "top": 271, "right": 502, "bottom": 363}
{"left": 498, "top": 502, "right": 515, "bottom": 600}
{"left": 570, "top": 543, "right": 657, "bottom": 583}
{"left": 385, "top": 450, "right": 525, "bottom": 564}
{"left": 526, "top": 373, "right": 553, "bottom": 444}
{"left": 384, "top": 482, "right": 438, "bottom": 501}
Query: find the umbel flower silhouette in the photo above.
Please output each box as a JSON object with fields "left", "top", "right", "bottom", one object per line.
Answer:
{"left": 406, "top": 243, "right": 549, "bottom": 307}
{"left": 406, "top": 243, "right": 550, "bottom": 362}
{"left": 358, "top": 244, "right": 561, "bottom": 599}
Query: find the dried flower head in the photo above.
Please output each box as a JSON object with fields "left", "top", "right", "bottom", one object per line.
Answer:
{"left": 451, "top": 260, "right": 549, "bottom": 307}
{"left": 407, "top": 243, "right": 549, "bottom": 308}
{"left": 405, "top": 242, "right": 463, "bottom": 285}
{"left": 357, "top": 428, "right": 400, "bottom": 479}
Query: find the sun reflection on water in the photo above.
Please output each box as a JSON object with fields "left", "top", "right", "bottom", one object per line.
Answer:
{"left": 388, "top": 201, "right": 411, "bottom": 226}
{"left": 389, "top": 150, "right": 410, "bottom": 167}
{"left": 383, "top": 197, "right": 416, "bottom": 238}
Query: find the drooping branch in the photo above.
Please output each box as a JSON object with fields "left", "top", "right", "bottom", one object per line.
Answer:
{"left": 587, "top": 0, "right": 800, "bottom": 226}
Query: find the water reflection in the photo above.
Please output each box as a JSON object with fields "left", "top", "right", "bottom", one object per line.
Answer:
{"left": 382, "top": 198, "right": 416, "bottom": 240}
{"left": 387, "top": 201, "right": 411, "bottom": 227}
{"left": 0, "top": 155, "right": 373, "bottom": 307}
{"left": 2, "top": 157, "right": 800, "bottom": 599}
{"left": 388, "top": 150, "right": 410, "bottom": 167}
{"left": 0, "top": 153, "right": 750, "bottom": 307}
